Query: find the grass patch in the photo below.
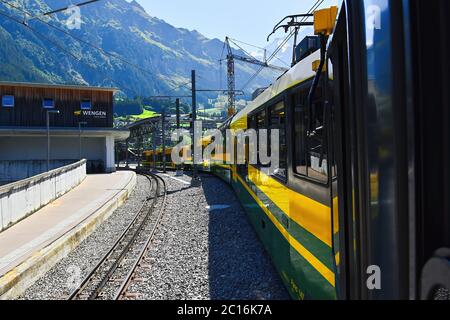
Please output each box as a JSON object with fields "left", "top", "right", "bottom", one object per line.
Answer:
{"left": 133, "top": 109, "right": 159, "bottom": 119}
{"left": 115, "top": 109, "right": 160, "bottom": 122}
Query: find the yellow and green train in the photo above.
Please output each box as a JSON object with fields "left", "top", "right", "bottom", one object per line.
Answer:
{"left": 142, "top": 148, "right": 177, "bottom": 170}
{"left": 144, "top": 1, "right": 450, "bottom": 300}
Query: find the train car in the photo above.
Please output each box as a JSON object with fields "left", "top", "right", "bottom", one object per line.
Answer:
{"left": 327, "top": 0, "right": 450, "bottom": 300}
{"left": 209, "top": 117, "right": 234, "bottom": 183}
{"left": 212, "top": 1, "right": 450, "bottom": 300}
{"left": 142, "top": 149, "right": 155, "bottom": 168}
{"left": 143, "top": 148, "right": 176, "bottom": 170}
{"left": 166, "top": 135, "right": 215, "bottom": 172}
{"left": 148, "top": 0, "right": 450, "bottom": 300}
{"left": 228, "top": 33, "right": 334, "bottom": 299}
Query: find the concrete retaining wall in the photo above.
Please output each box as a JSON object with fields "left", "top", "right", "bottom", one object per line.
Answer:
{"left": 0, "top": 160, "right": 105, "bottom": 184}
{"left": 0, "top": 160, "right": 87, "bottom": 232}
{"left": 0, "top": 160, "right": 76, "bottom": 183}
{"left": 0, "top": 136, "right": 114, "bottom": 173}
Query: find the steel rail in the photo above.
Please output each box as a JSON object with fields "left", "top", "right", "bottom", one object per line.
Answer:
{"left": 67, "top": 173, "right": 157, "bottom": 300}
{"left": 85, "top": 173, "right": 160, "bottom": 300}
{"left": 114, "top": 172, "right": 167, "bottom": 300}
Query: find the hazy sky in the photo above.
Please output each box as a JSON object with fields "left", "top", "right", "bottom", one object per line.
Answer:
{"left": 134, "top": 0, "right": 339, "bottom": 47}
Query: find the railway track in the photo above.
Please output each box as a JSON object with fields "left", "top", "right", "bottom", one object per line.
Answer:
{"left": 68, "top": 171, "right": 167, "bottom": 300}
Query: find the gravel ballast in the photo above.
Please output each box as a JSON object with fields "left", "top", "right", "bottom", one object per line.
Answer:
{"left": 19, "top": 174, "right": 152, "bottom": 300}
{"left": 123, "top": 172, "right": 289, "bottom": 300}
{"left": 20, "top": 171, "right": 289, "bottom": 300}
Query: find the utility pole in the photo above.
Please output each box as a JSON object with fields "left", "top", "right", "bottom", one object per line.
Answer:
{"left": 176, "top": 98, "right": 181, "bottom": 132}
{"left": 78, "top": 121, "right": 87, "bottom": 160}
{"left": 161, "top": 109, "right": 167, "bottom": 173}
{"left": 137, "top": 136, "right": 142, "bottom": 170}
{"left": 191, "top": 70, "right": 201, "bottom": 187}
{"left": 225, "top": 39, "right": 236, "bottom": 117}
{"left": 115, "top": 142, "right": 119, "bottom": 170}
{"left": 152, "top": 130, "right": 157, "bottom": 173}
{"left": 175, "top": 98, "right": 183, "bottom": 176}
{"left": 125, "top": 139, "right": 129, "bottom": 169}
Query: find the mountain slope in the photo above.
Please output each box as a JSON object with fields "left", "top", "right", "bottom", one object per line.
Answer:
{"left": 0, "top": 0, "right": 278, "bottom": 104}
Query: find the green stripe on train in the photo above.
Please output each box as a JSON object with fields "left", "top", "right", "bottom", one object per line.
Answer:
{"left": 232, "top": 177, "right": 336, "bottom": 300}
{"left": 244, "top": 177, "right": 335, "bottom": 272}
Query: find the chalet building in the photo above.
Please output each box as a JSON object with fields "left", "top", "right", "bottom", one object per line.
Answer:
{"left": 0, "top": 82, "right": 129, "bottom": 182}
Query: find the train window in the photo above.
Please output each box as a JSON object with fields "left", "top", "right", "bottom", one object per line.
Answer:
{"left": 248, "top": 114, "right": 257, "bottom": 165}
{"left": 269, "top": 101, "right": 287, "bottom": 179}
{"left": 292, "top": 87, "right": 328, "bottom": 183}
{"left": 256, "top": 109, "right": 267, "bottom": 167}
{"left": 248, "top": 115, "right": 257, "bottom": 130}
{"left": 221, "top": 129, "right": 226, "bottom": 162}
{"left": 257, "top": 110, "right": 266, "bottom": 128}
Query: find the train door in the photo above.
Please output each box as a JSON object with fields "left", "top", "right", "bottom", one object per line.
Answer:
{"left": 328, "top": 5, "right": 363, "bottom": 299}
{"left": 406, "top": 0, "right": 450, "bottom": 300}
{"left": 232, "top": 135, "right": 237, "bottom": 183}
{"left": 330, "top": 0, "right": 417, "bottom": 300}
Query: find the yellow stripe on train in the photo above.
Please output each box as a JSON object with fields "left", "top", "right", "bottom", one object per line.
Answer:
{"left": 233, "top": 168, "right": 335, "bottom": 287}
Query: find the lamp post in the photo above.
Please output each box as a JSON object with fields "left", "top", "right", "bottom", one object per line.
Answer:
{"left": 46, "top": 109, "right": 60, "bottom": 172}
{"left": 78, "top": 121, "right": 88, "bottom": 160}
{"left": 191, "top": 69, "right": 201, "bottom": 187}
{"left": 175, "top": 98, "right": 183, "bottom": 177}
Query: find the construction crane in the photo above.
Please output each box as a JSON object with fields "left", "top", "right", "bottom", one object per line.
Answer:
{"left": 224, "top": 37, "right": 288, "bottom": 116}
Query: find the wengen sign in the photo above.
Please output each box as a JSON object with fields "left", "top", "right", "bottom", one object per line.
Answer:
{"left": 74, "top": 110, "right": 107, "bottom": 119}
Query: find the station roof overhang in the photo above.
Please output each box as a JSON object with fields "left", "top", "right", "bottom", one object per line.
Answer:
{"left": 0, "top": 127, "right": 130, "bottom": 141}
{"left": 0, "top": 81, "right": 119, "bottom": 93}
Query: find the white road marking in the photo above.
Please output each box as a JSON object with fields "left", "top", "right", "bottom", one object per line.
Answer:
{"left": 161, "top": 174, "right": 191, "bottom": 185}
{"left": 206, "top": 205, "right": 231, "bottom": 211}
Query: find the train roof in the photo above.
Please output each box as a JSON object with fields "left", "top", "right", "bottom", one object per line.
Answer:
{"left": 230, "top": 49, "right": 320, "bottom": 129}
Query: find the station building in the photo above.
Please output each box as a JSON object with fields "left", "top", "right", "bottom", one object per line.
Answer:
{"left": 0, "top": 82, "right": 129, "bottom": 183}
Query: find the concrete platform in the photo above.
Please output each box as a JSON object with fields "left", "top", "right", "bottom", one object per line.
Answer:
{"left": 0, "top": 171, "right": 136, "bottom": 299}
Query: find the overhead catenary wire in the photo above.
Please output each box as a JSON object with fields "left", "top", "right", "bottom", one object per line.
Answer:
{"left": 240, "top": 0, "right": 324, "bottom": 92}
{"left": 227, "top": 37, "right": 266, "bottom": 51}
{"left": 0, "top": 9, "right": 80, "bottom": 61}
{"left": 266, "top": 0, "right": 323, "bottom": 64}
{"left": 0, "top": 8, "right": 151, "bottom": 97}
{"left": 240, "top": 30, "right": 295, "bottom": 91}
{"left": 0, "top": 0, "right": 186, "bottom": 94}
{"left": 36, "top": 0, "right": 100, "bottom": 18}
{"left": 0, "top": 6, "right": 174, "bottom": 99}
{"left": 240, "top": 29, "right": 295, "bottom": 91}
{"left": 0, "top": 0, "right": 157, "bottom": 81}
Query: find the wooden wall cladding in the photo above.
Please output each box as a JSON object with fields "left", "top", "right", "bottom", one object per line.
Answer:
{"left": 0, "top": 84, "right": 114, "bottom": 128}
